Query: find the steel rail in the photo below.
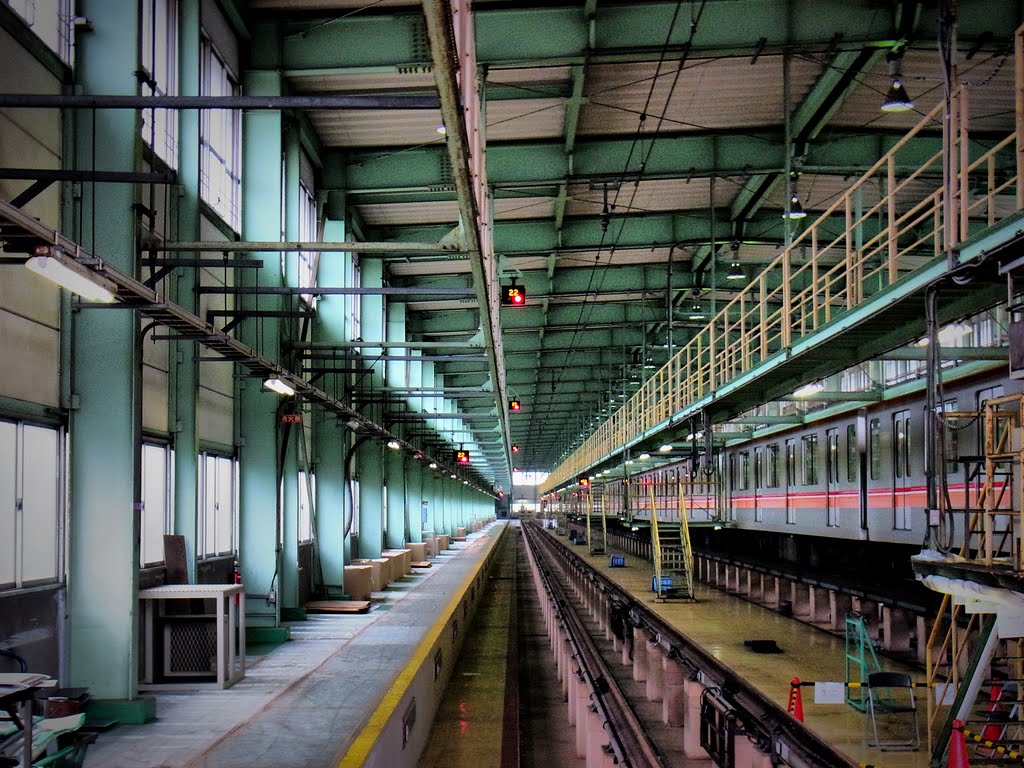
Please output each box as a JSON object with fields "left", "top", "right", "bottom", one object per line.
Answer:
{"left": 522, "top": 522, "right": 667, "bottom": 768}
{"left": 527, "top": 521, "right": 860, "bottom": 768}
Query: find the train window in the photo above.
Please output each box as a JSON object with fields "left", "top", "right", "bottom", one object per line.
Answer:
{"left": 740, "top": 452, "right": 750, "bottom": 490}
{"left": 846, "top": 424, "right": 857, "bottom": 482}
{"left": 767, "top": 444, "right": 779, "bottom": 488}
{"left": 894, "top": 409, "right": 911, "bottom": 479}
{"left": 801, "top": 434, "right": 818, "bottom": 485}
{"left": 977, "top": 385, "right": 1004, "bottom": 410}
{"left": 754, "top": 448, "right": 763, "bottom": 489}
{"left": 729, "top": 454, "right": 737, "bottom": 491}
{"left": 942, "top": 399, "right": 959, "bottom": 471}
{"left": 786, "top": 439, "right": 797, "bottom": 485}
{"left": 869, "top": 418, "right": 881, "bottom": 481}
{"left": 785, "top": 439, "right": 797, "bottom": 524}
{"left": 826, "top": 429, "right": 839, "bottom": 484}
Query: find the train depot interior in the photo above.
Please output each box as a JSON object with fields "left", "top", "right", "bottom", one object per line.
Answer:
{"left": 3, "top": 0, "right": 1024, "bottom": 766}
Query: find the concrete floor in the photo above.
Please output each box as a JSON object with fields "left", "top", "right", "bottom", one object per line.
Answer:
{"left": 84, "top": 530, "right": 497, "bottom": 768}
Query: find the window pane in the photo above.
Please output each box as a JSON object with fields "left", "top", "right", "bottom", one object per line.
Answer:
{"left": 201, "top": 454, "right": 216, "bottom": 557}
{"left": 215, "top": 456, "right": 234, "bottom": 554}
{"left": 869, "top": 419, "right": 881, "bottom": 481}
{"left": 0, "top": 422, "right": 17, "bottom": 586}
{"left": 141, "top": 444, "right": 169, "bottom": 566}
{"left": 21, "top": 425, "right": 59, "bottom": 582}
{"left": 846, "top": 424, "right": 857, "bottom": 482}
{"left": 298, "top": 470, "right": 312, "bottom": 543}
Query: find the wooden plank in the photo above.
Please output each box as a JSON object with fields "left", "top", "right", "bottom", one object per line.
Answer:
{"left": 163, "top": 535, "right": 188, "bottom": 584}
{"left": 410, "top": 561, "right": 432, "bottom": 569}
{"left": 304, "top": 601, "right": 371, "bottom": 614}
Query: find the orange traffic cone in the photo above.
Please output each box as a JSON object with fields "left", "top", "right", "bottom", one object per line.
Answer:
{"left": 949, "top": 719, "right": 970, "bottom": 768}
{"left": 788, "top": 677, "right": 804, "bottom": 722}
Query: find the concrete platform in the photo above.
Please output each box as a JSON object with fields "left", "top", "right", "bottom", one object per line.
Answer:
{"left": 83, "top": 525, "right": 503, "bottom": 768}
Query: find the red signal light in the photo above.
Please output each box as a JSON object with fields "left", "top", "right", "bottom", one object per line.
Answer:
{"left": 579, "top": 477, "right": 590, "bottom": 488}
{"left": 509, "top": 399, "right": 521, "bottom": 412}
{"left": 455, "top": 449, "right": 470, "bottom": 465}
{"left": 511, "top": 444, "right": 520, "bottom": 453}
{"left": 501, "top": 283, "right": 527, "bottom": 307}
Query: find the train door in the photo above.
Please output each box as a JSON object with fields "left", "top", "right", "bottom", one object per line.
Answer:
{"left": 892, "top": 408, "right": 913, "bottom": 531}
{"left": 785, "top": 438, "right": 797, "bottom": 524}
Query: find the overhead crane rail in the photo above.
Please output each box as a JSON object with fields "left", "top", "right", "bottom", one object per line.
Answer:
{"left": 522, "top": 521, "right": 858, "bottom": 768}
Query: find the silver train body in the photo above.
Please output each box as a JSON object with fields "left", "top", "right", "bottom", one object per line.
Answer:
{"left": 595, "top": 368, "right": 1020, "bottom": 548}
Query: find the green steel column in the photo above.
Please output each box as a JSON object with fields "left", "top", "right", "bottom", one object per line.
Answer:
{"left": 170, "top": 0, "right": 200, "bottom": 580}
{"left": 313, "top": 214, "right": 347, "bottom": 594}
{"left": 357, "top": 439, "right": 384, "bottom": 558}
{"left": 238, "top": 51, "right": 284, "bottom": 628}
{"left": 279, "top": 123, "right": 301, "bottom": 615}
{"left": 407, "top": 460, "right": 423, "bottom": 543}
{"left": 67, "top": 0, "right": 141, "bottom": 702}
{"left": 385, "top": 447, "right": 406, "bottom": 548}
{"left": 357, "top": 257, "right": 385, "bottom": 556}
{"left": 385, "top": 301, "right": 406, "bottom": 549}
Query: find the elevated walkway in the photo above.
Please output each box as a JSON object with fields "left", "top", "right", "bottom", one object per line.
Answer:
{"left": 543, "top": 26, "right": 1024, "bottom": 492}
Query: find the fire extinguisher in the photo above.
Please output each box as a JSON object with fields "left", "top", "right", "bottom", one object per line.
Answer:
{"left": 233, "top": 559, "right": 241, "bottom": 605}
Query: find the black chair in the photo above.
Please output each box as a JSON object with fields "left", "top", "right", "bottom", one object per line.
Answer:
{"left": 866, "top": 671, "right": 920, "bottom": 750}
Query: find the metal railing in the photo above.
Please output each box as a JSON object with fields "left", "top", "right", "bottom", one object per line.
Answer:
{"left": 542, "top": 26, "right": 1024, "bottom": 494}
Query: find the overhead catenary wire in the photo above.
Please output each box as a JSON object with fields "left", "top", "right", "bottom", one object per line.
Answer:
{"left": 549, "top": 0, "right": 708, "bottom": 420}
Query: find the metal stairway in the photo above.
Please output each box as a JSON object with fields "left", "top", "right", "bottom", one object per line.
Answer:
{"left": 648, "top": 480, "right": 696, "bottom": 600}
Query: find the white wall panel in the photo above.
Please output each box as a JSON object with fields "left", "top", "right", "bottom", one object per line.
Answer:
{"left": 198, "top": 386, "right": 232, "bottom": 445}
{"left": 0, "top": 310, "right": 59, "bottom": 407}
{"left": 142, "top": 364, "right": 169, "bottom": 433}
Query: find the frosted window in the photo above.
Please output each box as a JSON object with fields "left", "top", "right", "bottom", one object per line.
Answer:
{"left": 214, "top": 456, "right": 233, "bottom": 554}
{"left": 141, "top": 443, "right": 170, "bottom": 567}
{"left": 298, "top": 471, "right": 314, "bottom": 543}
{"left": 0, "top": 422, "right": 16, "bottom": 587}
{"left": 140, "top": 0, "right": 178, "bottom": 167}
{"left": 21, "top": 425, "right": 58, "bottom": 582}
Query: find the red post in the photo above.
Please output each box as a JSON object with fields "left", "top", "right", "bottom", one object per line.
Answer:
{"left": 788, "top": 677, "right": 804, "bottom": 722}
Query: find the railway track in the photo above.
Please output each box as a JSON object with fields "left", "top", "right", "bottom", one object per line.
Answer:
{"left": 521, "top": 520, "right": 859, "bottom": 768}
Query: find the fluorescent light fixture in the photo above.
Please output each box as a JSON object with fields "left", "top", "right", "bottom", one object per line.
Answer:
{"left": 688, "top": 302, "right": 705, "bottom": 321}
{"left": 450, "top": 473, "right": 457, "bottom": 479}
{"left": 659, "top": 443, "right": 673, "bottom": 452}
{"left": 386, "top": 440, "right": 401, "bottom": 450}
{"left": 25, "top": 252, "right": 117, "bottom": 303}
{"left": 638, "top": 453, "right": 650, "bottom": 460}
{"left": 713, "top": 524, "right": 723, "bottom": 531}
{"left": 625, "top": 459, "right": 635, "bottom": 465}
{"left": 264, "top": 377, "right": 295, "bottom": 396}
{"left": 429, "top": 462, "right": 438, "bottom": 469}
{"left": 463, "top": 480, "right": 469, "bottom": 485}
{"left": 436, "top": 124, "right": 447, "bottom": 135}
{"left": 792, "top": 381, "right": 824, "bottom": 398}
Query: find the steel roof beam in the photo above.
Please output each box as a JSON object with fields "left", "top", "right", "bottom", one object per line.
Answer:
{"left": 0, "top": 93, "right": 439, "bottom": 109}
{"left": 155, "top": 239, "right": 463, "bottom": 253}
{"left": 422, "top": 0, "right": 512, "bottom": 483}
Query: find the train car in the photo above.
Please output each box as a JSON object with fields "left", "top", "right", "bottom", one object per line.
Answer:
{"left": 596, "top": 364, "right": 1020, "bottom": 551}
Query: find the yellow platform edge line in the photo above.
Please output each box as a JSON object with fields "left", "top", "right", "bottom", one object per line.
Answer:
{"left": 337, "top": 523, "right": 507, "bottom": 768}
